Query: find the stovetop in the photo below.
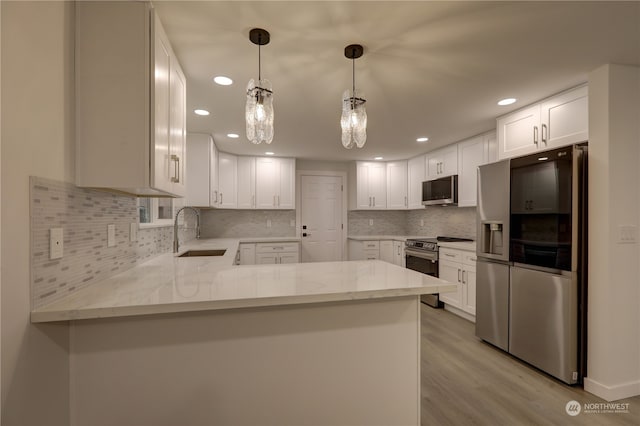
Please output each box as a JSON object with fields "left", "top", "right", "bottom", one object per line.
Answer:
{"left": 405, "top": 236, "right": 474, "bottom": 252}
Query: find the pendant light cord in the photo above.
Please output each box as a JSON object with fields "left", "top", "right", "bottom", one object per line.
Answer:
{"left": 258, "top": 41, "right": 262, "bottom": 81}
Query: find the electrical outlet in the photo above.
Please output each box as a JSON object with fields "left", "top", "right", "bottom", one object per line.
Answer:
{"left": 130, "top": 223, "right": 138, "bottom": 242}
{"left": 420, "top": 219, "right": 424, "bottom": 227}
{"left": 267, "top": 219, "right": 272, "bottom": 228}
{"left": 50, "top": 228, "right": 63, "bottom": 260}
{"left": 107, "top": 224, "right": 116, "bottom": 247}
{"left": 369, "top": 219, "right": 374, "bottom": 226}
{"left": 618, "top": 225, "right": 638, "bottom": 244}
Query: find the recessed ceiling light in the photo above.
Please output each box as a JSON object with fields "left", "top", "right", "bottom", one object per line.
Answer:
{"left": 416, "top": 137, "right": 429, "bottom": 142}
{"left": 374, "top": 156, "right": 383, "bottom": 160}
{"left": 265, "top": 152, "right": 274, "bottom": 156}
{"left": 498, "top": 98, "right": 517, "bottom": 106}
{"left": 213, "top": 76, "right": 233, "bottom": 86}
{"left": 227, "top": 133, "right": 239, "bottom": 139}
{"left": 194, "top": 109, "right": 210, "bottom": 116}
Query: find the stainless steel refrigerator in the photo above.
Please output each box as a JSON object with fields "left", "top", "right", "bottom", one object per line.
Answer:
{"left": 476, "top": 145, "right": 588, "bottom": 385}
{"left": 475, "top": 159, "right": 511, "bottom": 352}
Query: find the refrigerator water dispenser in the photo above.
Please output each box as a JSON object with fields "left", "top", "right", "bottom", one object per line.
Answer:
{"left": 481, "top": 221, "right": 504, "bottom": 256}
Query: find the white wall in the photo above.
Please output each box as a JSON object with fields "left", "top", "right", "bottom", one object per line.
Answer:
{"left": 1, "top": 2, "right": 73, "bottom": 424}
{"left": 585, "top": 64, "right": 640, "bottom": 401}
{"left": 296, "top": 159, "right": 350, "bottom": 173}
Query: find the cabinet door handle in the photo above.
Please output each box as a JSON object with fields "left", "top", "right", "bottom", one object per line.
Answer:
{"left": 444, "top": 253, "right": 456, "bottom": 257}
{"left": 373, "top": 196, "right": 376, "bottom": 207}
{"left": 369, "top": 196, "right": 372, "bottom": 207}
{"left": 171, "top": 155, "right": 180, "bottom": 183}
{"left": 533, "top": 126, "right": 539, "bottom": 145}
{"left": 458, "top": 269, "right": 461, "bottom": 283}
{"left": 462, "top": 270, "right": 466, "bottom": 284}
{"left": 277, "top": 195, "right": 280, "bottom": 207}
{"left": 404, "top": 196, "right": 407, "bottom": 207}
{"left": 213, "top": 190, "right": 218, "bottom": 203}
{"left": 273, "top": 195, "right": 276, "bottom": 207}
{"left": 541, "top": 123, "right": 548, "bottom": 144}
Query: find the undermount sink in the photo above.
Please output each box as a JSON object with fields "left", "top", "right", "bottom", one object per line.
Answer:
{"left": 178, "top": 249, "right": 227, "bottom": 258}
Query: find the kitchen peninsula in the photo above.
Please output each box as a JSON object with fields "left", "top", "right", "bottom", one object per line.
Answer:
{"left": 32, "top": 238, "right": 454, "bottom": 426}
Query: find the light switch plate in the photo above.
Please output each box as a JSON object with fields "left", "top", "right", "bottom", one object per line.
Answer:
{"left": 107, "top": 224, "right": 116, "bottom": 247}
{"left": 369, "top": 219, "right": 374, "bottom": 226}
{"left": 618, "top": 225, "right": 637, "bottom": 244}
{"left": 130, "top": 223, "right": 138, "bottom": 242}
{"left": 267, "top": 219, "right": 272, "bottom": 228}
{"left": 420, "top": 219, "right": 424, "bottom": 227}
{"left": 50, "top": 228, "right": 63, "bottom": 260}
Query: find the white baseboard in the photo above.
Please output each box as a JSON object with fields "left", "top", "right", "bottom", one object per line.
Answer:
{"left": 584, "top": 377, "right": 640, "bottom": 401}
{"left": 443, "top": 304, "right": 476, "bottom": 323}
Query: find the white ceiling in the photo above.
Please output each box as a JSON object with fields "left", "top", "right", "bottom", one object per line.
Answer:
{"left": 153, "top": 1, "right": 640, "bottom": 162}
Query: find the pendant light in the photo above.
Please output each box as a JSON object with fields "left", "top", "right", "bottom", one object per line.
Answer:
{"left": 341, "top": 44, "right": 367, "bottom": 149}
{"left": 246, "top": 28, "right": 274, "bottom": 144}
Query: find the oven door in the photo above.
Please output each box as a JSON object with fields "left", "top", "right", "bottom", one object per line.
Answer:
{"left": 405, "top": 248, "right": 438, "bottom": 276}
{"left": 405, "top": 248, "right": 441, "bottom": 307}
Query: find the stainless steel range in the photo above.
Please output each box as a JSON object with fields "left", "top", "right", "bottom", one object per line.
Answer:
{"left": 405, "top": 237, "right": 473, "bottom": 307}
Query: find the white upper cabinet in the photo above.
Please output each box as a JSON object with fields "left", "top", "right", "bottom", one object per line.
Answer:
{"left": 75, "top": 2, "right": 186, "bottom": 197}
{"left": 407, "top": 155, "right": 426, "bottom": 209}
{"left": 352, "top": 162, "right": 387, "bottom": 210}
{"left": 186, "top": 133, "right": 218, "bottom": 207}
{"left": 498, "top": 85, "right": 588, "bottom": 159}
{"left": 255, "top": 157, "right": 295, "bottom": 209}
{"left": 426, "top": 145, "right": 458, "bottom": 179}
{"left": 386, "top": 161, "right": 408, "bottom": 209}
{"left": 457, "top": 131, "right": 497, "bottom": 207}
{"left": 237, "top": 157, "right": 256, "bottom": 209}
{"left": 539, "top": 86, "right": 589, "bottom": 149}
{"left": 218, "top": 152, "right": 238, "bottom": 209}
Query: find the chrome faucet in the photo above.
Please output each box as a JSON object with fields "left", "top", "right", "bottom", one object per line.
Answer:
{"left": 173, "top": 206, "right": 201, "bottom": 253}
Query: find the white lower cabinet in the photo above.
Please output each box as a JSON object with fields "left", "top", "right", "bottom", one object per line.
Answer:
{"left": 380, "top": 240, "right": 394, "bottom": 263}
{"left": 255, "top": 242, "right": 300, "bottom": 264}
{"left": 350, "top": 239, "right": 405, "bottom": 266}
{"left": 438, "top": 247, "right": 477, "bottom": 319}
{"left": 238, "top": 243, "right": 256, "bottom": 265}
{"left": 348, "top": 240, "right": 380, "bottom": 260}
{"left": 393, "top": 241, "right": 406, "bottom": 267}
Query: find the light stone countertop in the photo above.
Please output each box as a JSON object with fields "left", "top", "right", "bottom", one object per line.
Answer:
{"left": 31, "top": 238, "right": 455, "bottom": 323}
{"left": 437, "top": 241, "right": 476, "bottom": 251}
{"left": 347, "top": 235, "right": 431, "bottom": 242}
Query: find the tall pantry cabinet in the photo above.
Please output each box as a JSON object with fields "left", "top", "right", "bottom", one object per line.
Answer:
{"left": 75, "top": 1, "right": 186, "bottom": 197}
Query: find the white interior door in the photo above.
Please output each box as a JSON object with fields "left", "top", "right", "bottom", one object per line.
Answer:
{"left": 300, "top": 175, "right": 343, "bottom": 262}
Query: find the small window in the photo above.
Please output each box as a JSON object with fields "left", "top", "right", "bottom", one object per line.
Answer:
{"left": 138, "top": 198, "right": 174, "bottom": 227}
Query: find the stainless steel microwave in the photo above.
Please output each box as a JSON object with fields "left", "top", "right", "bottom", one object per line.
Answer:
{"left": 422, "top": 175, "right": 458, "bottom": 206}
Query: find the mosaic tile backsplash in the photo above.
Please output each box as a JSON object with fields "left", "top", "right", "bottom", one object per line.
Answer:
{"left": 30, "top": 177, "right": 194, "bottom": 309}
{"left": 348, "top": 210, "right": 408, "bottom": 236}
{"left": 407, "top": 206, "right": 477, "bottom": 239}
{"left": 347, "top": 207, "right": 477, "bottom": 239}
{"left": 199, "top": 209, "right": 296, "bottom": 238}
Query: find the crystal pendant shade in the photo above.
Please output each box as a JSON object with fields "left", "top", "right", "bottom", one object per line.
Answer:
{"left": 246, "top": 78, "right": 274, "bottom": 144}
{"left": 341, "top": 89, "right": 367, "bottom": 149}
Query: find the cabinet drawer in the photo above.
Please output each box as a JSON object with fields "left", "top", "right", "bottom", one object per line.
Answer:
{"left": 439, "top": 248, "right": 462, "bottom": 262}
{"left": 255, "top": 242, "right": 299, "bottom": 253}
{"left": 363, "top": 241, "right": 380, "bottom": 250}
{"left": 461, "top": 252, "right": 477, "bottom": 267}
{"left": 363, "top": 249, "right": 380, "bottom": 260}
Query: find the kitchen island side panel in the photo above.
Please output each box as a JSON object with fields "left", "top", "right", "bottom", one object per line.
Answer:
{"left": 70, "top": 297, "right": 421, "bottom": 426}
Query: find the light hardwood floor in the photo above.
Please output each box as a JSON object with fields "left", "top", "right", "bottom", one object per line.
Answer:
{"left": 420, "top": 305, "right": 640, "bottom": 426}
